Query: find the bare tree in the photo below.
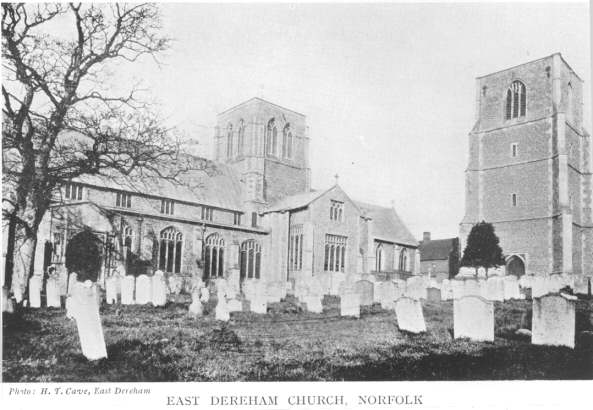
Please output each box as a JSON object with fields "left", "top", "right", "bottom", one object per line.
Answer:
{"left": 2, "top": 3, "right": 193, "bottom": 306}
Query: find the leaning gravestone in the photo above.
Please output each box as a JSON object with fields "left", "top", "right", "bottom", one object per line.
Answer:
{"left": 485, "top": 276, "right": 504, "bottom": 301}
{"left": 354, "top": 280, "right": 374, "bottom": 306}
{"left": 121, "top": 275, "right": 135, "bottom": 305}
{"left": 28, "top": 276, "right": 42, "bottom": 308}
{"left": 151, "top": 271, "right": 168, "bottom": 307}
{"left": 394, "top": 296, "right": 426, "bottom": 333}
{"left": 426, "top": 287, "right": 442, "bottom": 303}
{"left": 71, "top": 281, "right": 107, "bottom": 361}
{"left": 503, "top": 276, "right": 521, "bottom": 300}
{"left": 135, "top": 274, "right": 152, "bottom": 304}
{"left": 453, "top": 295, "right": 494, "bottom": 342}
{"left": 105, "top": 276, "right": 118, "bottom": 305}
{"left": 46, "top": 276, "right": 61, "bottom": 308}
{"left": 532, "top": 293, "right": 576, "bottom": 348}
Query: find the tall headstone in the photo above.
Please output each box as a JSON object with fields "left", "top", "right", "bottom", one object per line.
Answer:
{"left": 105, "top": 276, "right": 118, "bottom": 305}
{"left": 532, "top": 293, "right": 576, "bottom": 348}
{"left": 339, "top": 287, "right": 360, "bottom": 318}
{"left": 503, "top": 276, "right": 521, "bottom": 300}
{"left": 440, "top": 279, "right": 454, "bottom": 300}
{"left": 28, "top": 276, "right": 42, "bottom": 308}
{"left": 215, "top": 287, "right": 230, "bottom": 321}
{"left": 354, "top": 280, "right": 374, "bottom": 306}
{"left": 46, "top": 276, "right": 61, "bottom": 308}
{"left": 135, "top": 274, "right": 152, "bottom": 304}
{"left": 65, "top": 272, "right": 78, "bottom": 318}
{"left": 249, "top": 283, "right": 268, "bottom": 314}
{"left": 151, "top": 271, "right": 167, "bottom": 307}
{"left": 453, "top": 295, "right": 494, "bottom": 342}
{"left": 71, "top": 281, "right": 107, "bottom": 361}
{"left": 394, "top": 296, "right": 426, "bottom": 333}
{"left": 121, "top": 275, "right": 135, "bottom": 305}
{"left": 485, "top": 276, "right": 504, "bottom": 301}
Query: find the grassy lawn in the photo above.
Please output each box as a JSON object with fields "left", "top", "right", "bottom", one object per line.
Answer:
{"left": 3, "top": 296, "right": 593, "bottom": 382}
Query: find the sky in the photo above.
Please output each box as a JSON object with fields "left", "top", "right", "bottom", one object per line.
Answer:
{"left": 100, "top": 2, "right": 592, "bottom": 239}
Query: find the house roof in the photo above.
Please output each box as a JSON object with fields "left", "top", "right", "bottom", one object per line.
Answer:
{"left": 75, "top": 156, "right": 245, "bottom": 211}
{"left": 355, "top": 201, "right": 418, "bottom": 247}
{"left": 419, "top": 238, "right": 458, "bottom": 261}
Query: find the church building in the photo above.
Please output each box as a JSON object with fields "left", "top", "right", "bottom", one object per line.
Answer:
{"left": 460, "top": 53, "right": 593, "bottom": 277}
{"left": 32, "top": 98, "right": 419, "bottom": 295}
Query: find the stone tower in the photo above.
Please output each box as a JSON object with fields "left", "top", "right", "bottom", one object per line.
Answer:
{"left": 214, "top": 98, "right": 311, "bottom": 207}
{"left": 460, "top": 53, "right": 593, "bottom": 276}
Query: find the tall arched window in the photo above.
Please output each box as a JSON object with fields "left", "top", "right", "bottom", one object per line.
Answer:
{"left": 282, "top": 124, "right": 293, "bottom": 159}
{"left": 123, "top": 224, "right": 134, "bottom": 249}
{"left": 265, "top": 118, "right": 277, "bottom": 156}
{"left": 240, "top": 240, "right": 261, "bottom": 279}
{"left": 237, "top": 119, "right": 245, "bottom": 157}
{"left": 505, "top": 80, "right": 526, "bottom": 120}
{"left": 399, "top": 248, "right": 408, "bottom": 272}
{"left": 226, "top": 123, "right": 233, "bottom": 159}
{"left": 204, "top": 233, "right": 225, "bottom": 279}
{"left": 159, "top": 227, "right": 183, "bottom": 273}
{"left": 375, "top": 244, "right": 383, "bottom": 272}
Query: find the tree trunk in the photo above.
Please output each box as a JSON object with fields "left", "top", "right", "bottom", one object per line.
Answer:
{"left": 12, "top": 233, "right": 38, "bottom": 306}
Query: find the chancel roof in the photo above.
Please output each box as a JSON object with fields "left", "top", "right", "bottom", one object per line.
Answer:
{"left": 355, "top": 201, "right": 418, "bottom": 247}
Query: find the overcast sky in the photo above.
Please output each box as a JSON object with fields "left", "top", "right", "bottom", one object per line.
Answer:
{"left": 116, "top": 2, "right": 591, "bottom": 240}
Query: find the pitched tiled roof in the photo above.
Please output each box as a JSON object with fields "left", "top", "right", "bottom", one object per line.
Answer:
{"left": 262, "top": 188, "right": 328, "bottom": 213}
{"left": 419, "top": 238, "right": 458, "bottom": 261}
{"left": 75, "top": 156, "right": 244, "bottom": 211}
{"left": 355, "top": 201, "right": 418, "bottom": 247}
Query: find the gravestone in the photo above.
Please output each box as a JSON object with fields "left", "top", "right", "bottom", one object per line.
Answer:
{"left": 453, "top": 295, "right": 494, "bottom": 342}
{"left": 519, "top": 274, "right": 534, "bottom": 289}
{"left": 503, "top": 276, "right": 521, "bottom": 300}
{"left": 531, "top": 276, "right": 549, "bottom": 298}
{"left": 188, "top": 287, "right": 203, "bottom": 317}
{"left": 215, "top": 287, "right": 230, "bottom": 321}
{"left": 330, "top": 273, "right": 346, "bottom": 296}
{"left": 303, "top": 295, "right": 323, "bottom": 313}
{"left": 71, "top": 281, "right": 107, "bottom": 361}
{"left": 339, "top": 288, "right": 360, "bottom": 318}
{"left": 248, "top": 281, "right": 267, "bottom": 314}
{"left": 135, "top": 275, "right": 152, "bottom": 304}
{"left": 65, "top": 273, "right": 79, "bottom": 318}
{"left": 532, "top": 293, "right": 576, "bottom": 348}
{"left": 46, "top": 276, "right": 61, "bottom": 308}
{"left": 242, "top": 279, "right": 259, "bottom": 302}
{"left": 451, "top": 280, "right": 465, "bottom": 299}
{"left": 57, "top": 266, "right": 69, "bottom": 296}
{"left": 227, "top": 298, "right": 243, "bottom": 312}
{"left": 485, "top": 276, "right": 504, "bottom": 301}
{"left": 168, "top": 275, "right": 183, "bottom": 295}
{"left": 152, "top": 271, "right": 167, "bottom": 307}
{"left": 463, "top": 279, "right": 481, "bottom": 297}
{"left": 354, "top": 280, "right": 374, "bottom": 306}
{"left": 394, "top": 296, "right": 426, "bottom": 333}
{"left": 376, "top": 281, "right": 396, "bottom": 310}
{"left": 121, "top": 275, "right": 135, "bottom": 305}
{"left": 28, "top": 276, "right": 42, "bottom": 308}
{"left": 426, "top": 287, "right": 442, "bottom": 303}
{"left": 105, "top": 276, "right": 118, "bottom": 305}
{"left": 392, "top": 280, "right": 406, "bottom": 301}
{"left": 440, "top": 279, "right": 454, "bottom": 300}
{"left": 405, "top": 276, "right": 426, "bottom": 300}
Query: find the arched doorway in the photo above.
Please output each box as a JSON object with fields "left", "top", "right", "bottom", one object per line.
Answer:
{"left": 506, "top": 255, "right": 525, "bottom": 277}
{"left": 65, "top": 230, "right": 103, "bottom": 283}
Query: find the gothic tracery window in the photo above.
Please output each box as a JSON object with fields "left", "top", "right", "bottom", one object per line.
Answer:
{"left": 237, "top": 119, "right": 245, "bottom": 156}
{"left": 375, "top": 243, "right": 383, "bottom": 272}
{"left": 226, "top": 123, "right": 233, "bottom": 159}
{"left": 240, "top": 240, "right": 261, "bottom": 279}
{"left": 505, "top": 80, "right": 526, "bottom": 120}
{"left": 265, "top": 118, "right": 277, "bottom": 157}
{"left": 398, "top": 248, "right": 408, "bottom": 272}
{"left": 282, "top": 123, "right": 293, "bottom": 159}
{"left": 159, "top": 227, "right": 183, "bottom": 274}
{"left": 204, "top": 233, "right": 225, "bottom": 279}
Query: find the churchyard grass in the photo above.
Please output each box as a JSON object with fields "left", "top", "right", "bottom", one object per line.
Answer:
{"left": 3, "top": 296, "right": 592, "bottom": 381}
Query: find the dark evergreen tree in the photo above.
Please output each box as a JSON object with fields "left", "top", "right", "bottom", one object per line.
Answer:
{"left": 460, "top": 221, "right": 505, "bottom": 277}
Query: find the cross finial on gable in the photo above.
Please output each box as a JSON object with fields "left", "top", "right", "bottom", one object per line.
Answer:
{"left": 334, "top": 174, "right": 339, "bottom": 185}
